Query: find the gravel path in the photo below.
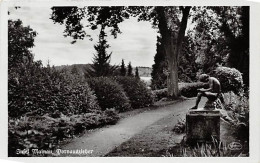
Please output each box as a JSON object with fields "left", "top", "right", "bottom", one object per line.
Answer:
{"left": 56, "top": 98, "right": 206, "bottom": 157}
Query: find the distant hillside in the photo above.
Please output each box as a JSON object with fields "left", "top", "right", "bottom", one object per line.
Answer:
{"left": 55, "top": 64, "right": 152, "bottom": 77}
{"left": 54, "top": 64, "right": 92, "bottom": 76}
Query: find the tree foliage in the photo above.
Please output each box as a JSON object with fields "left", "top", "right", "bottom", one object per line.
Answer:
{"left": 71, "top": 65, "right": 79, "bottom": 75}
{"left": 51, "top": 6, "right": 249, "bottom": 96}
{"left": 8, "top": 19, "right": 37, "bottom": 69}
{"left": 8, "top": 19, "right": 101, "bottom": 118}
{"left": 216, "top": 6, "right": 249, "bottom": 87}
{"left": 213, "top": 66, "right": 243, "bottom": 95}
{"left": 50, "top": 6, "right": 191, "bottom": 97}
{"left": 85, "top": 29, "right": 117, "bottom": 77}
{"left": 87, "top": 77, "right": 131, "bottom": 112}
{"left": 127, "top": 62, "right": 133, "bottom": 77}
{"left": 191, "top": 6, "right": 249, "bottom": 87}
{"left": 178, "top": 34, "right": 198, "bottom": 82}
{"left": 51, "top": 6, "right": 130, "bottom": 42}
{"left": 151, "top": 36, "right": 168, "bottom": 89}
{"left": 135, "top": 67, "right": 140, "bottom": 79}
{"left": 152, "top": 6, "right": 249, "bottom": 90}
{"left": 120, "top": 59, "right": 126, "bottom": 76}
{"left": 113, "top": 76, "right": 154, "bottom": 108}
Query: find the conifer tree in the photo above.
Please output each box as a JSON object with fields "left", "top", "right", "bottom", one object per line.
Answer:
{"left": 120, "top": 59, "right": 126, "bottom": 76}
{"left": 135, "top": 67, "right": 140, "bottom": 79}
{"left": 86, "top": 26, "right": 116, "bottom": 77}
{"left": 127, "top": 62, "right": 133, "bottom": 77}
{"left": 151, "top": 36, "right": 167, "bottom": 89}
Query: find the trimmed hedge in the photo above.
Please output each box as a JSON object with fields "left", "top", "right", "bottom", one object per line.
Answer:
{"left": 212, "top": 66, "right": 243, "bottom": 95}
{"left": 87, "top": 77, "right": 131, "bottom": 112}
{"left": 152, "top": 82, "right": 208, "bottom": 100}
{"left": 113, "top": 76, "right": 154, "bottom": 109}
{"left": 179, "top": 82, "right": 208, "bottom": 98}
{"left": 152, "top": 88, "right": 168, "bottom": 101}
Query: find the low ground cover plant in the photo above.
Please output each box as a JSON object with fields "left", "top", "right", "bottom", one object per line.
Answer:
{"left": 8, "top": 108, "right": 119, "bottom": 156}
{"left": 163, "top": 137, "right": 247, "bottom": 157}
{"left": 222, "top": 92, "right": 249, "bottom": 142}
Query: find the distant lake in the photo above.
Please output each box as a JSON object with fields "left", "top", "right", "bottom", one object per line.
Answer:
{"left": 140, "top": 76, "right": 151, "bottom": 86}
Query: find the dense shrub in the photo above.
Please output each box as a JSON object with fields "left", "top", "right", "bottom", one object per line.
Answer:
{"left": 212, "top": 66, "right": 243, "bottom": 95}
{"left": 101, "top": 108, "right": 120, "bottom": 125}
{"left": 113, "top": 76, "right": 154, "bottom": 109}
{"left": 222, "top": 92, "right": 249, "bottom": 141}
{"left": 8, "top": 109, "right": 119, "bottom": 156}
{"left": 8, "top": 64, "right": 100, "bottom": 118}
{"left": 87, "top": 77, "right": 131, "bottom": 112}
{"left": 152, "top": 88, "right": 168, "bottom": 101}
{"left": 152, "top": 82, "right": 208, "bottom": 100}
{"left": 179, "top": 82, "right": 208, "bottom": 98}
{"left": 172, "top": 118, "right": 186, "bottom": 134}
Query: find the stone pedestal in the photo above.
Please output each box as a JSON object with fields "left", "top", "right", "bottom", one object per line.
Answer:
{"left": 186, "top": 109, "right": 220, "bottom": 144}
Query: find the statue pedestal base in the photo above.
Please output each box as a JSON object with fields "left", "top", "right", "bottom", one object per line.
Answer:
{"left": 186, "top": 109, "right": 220, "bottom": 144}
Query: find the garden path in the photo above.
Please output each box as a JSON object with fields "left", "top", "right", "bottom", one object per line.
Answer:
{"left": 56, "top": 97, "right": 207, "bottom": 156}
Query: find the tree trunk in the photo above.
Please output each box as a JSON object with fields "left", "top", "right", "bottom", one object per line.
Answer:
{"left": 156, "top": 6, "right": 191, "bottom": 98}
{"left": 166, "top": 42, "right": 179, "bottom": 98}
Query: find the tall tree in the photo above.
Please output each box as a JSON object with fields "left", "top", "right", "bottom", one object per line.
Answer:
{"left": 8, "top": 19, "right": 37, "bottom": 69}
{"left": 155, "top": 6, "right": 191, "bottom": 97}
{"left": 8, "top": 19, "right": 40, "bottom": 94}
{"left": 85, "top": 27, "right": 116, "bottom": 77}
{"left": 127, "top": 62, "right": 133, "bottom": 76}
{"left": 135, "top": 67, "right": 140, "bottom": 79}
{"left": 120, "top": 59, "right": 126, "bottom": 76}
{"left": 178, "top": 34, "right": 198, "bottom": 82}
{"left": 151, "top": 35, "right": 168, "bottom": 89}
{"left": 184, "top": 8, "right": 228, "bottom": 76}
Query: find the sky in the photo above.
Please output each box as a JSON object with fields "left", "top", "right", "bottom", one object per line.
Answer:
{"left": 8, "top": 6, "right": 158, "bottom": 67}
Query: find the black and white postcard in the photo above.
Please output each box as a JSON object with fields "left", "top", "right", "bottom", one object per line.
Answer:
{"left": 1, "top": 0, "right": 260, "bottom": 163}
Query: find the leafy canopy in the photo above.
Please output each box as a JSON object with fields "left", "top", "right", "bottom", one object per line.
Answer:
{"left": 8, "top": 19, "right": 37, "bottom": 68}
